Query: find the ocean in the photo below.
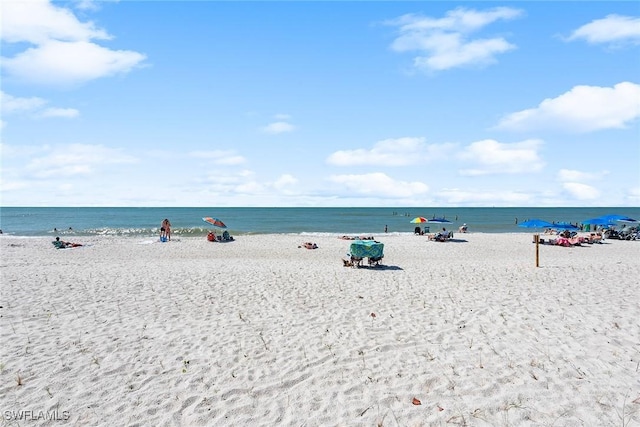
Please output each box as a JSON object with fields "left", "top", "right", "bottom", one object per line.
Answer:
{"left": 1, "top": 207, "right": 638, "bottom": 238}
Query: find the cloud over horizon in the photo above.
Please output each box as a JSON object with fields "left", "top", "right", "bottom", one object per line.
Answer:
{"left": 458, "top": 139, "right": 544, "bottom": 176}
{"left": 327, "top": 137, "right": 456, "bottom": 166}
{"left": 329, "top": 172, "right": 429, "bottom": 198}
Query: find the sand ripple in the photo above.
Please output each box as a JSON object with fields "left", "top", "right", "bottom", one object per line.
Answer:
{"left": 1, "top": 234, "right": 639, "bottom": 425}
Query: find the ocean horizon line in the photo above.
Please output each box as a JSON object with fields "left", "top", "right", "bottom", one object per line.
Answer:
{"left": 2, "top": 206, "right": 638, "bottom": 238}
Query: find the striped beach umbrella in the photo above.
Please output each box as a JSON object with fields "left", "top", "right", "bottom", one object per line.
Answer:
{"left": 202, "top": 217, "right": 227, "bottom": 228}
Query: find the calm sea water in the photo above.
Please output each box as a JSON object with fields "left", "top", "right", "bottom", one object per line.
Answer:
{"left": 1, "top": 207, "right": 638, "bottom": 238}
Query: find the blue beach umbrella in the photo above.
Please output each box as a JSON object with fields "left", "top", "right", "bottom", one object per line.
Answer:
{"left": 617, "top": 218, "right": 639, "bottom": 224}
{"left": 599, "top": 214, "right": 638, "bottom": 223}
{"left": 551, "top": 222, "right": 580, "bottom": 231}
{"left": 582, "top": 217, "right": 615, "bottom": 226}
{"left": 428, "top": 218, "right": 452, "bottom": 224}
{"left": 518, "top": 219, "right": 554, "bottom": 229}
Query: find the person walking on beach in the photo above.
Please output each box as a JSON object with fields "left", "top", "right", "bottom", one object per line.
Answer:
{"left": 161, "top": 218, "right": 172, "bottom": 241}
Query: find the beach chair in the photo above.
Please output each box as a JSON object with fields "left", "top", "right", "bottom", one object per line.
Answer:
{"left": 569, "top": 236, "right": 583, "bottom": 246}
{"left": 52, "top": 240, "right": 66, "bottom": 249}
{"left": 349, "top": 254, "right": 364, "bottom": 268}
{"left": 433, "top": 232, "right": 446, "bottom": 242}
{"left": 368, "top": 256, "right": 383, "bottom": 267}
{"left": 349, "top": 241, "right": 384, "bottom": 268}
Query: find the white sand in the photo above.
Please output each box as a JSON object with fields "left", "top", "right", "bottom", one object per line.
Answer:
{"left": 1, "top": 233, "right": 639, "bottom": 426}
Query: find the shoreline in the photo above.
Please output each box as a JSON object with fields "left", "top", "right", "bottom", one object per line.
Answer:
{"left": 0, "top": 228, "right": 619, "bottom": 239}
{"left": 1, "top": 233, "right": 639, "bottom": 425}
{"left": 3, "top": 207, "right": 638, "bottom": 238}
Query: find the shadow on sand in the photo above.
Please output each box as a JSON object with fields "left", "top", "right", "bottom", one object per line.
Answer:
{"left": 353, "top": 264, "right": 404, "bottom": 271}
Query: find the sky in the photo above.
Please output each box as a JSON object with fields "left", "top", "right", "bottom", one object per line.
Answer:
{"left": 1, "top": 0, "right": 639, "bottom": 207}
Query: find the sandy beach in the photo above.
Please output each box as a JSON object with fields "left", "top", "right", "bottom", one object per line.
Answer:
{"left": 1, "top": 233, "right": 639, "bottom": 426}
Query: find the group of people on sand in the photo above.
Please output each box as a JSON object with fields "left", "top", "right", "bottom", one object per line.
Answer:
{"left": 536, "top": 228, "right": 604, "bottom": 246}
{"left": 339, "top": 235, "right": 375, "bottom": 240}
{"left": 51, "top": 217, "right": 234, "bottom": 248}
{"left": 207, "top": 230, "right": 234, "bottom": 242}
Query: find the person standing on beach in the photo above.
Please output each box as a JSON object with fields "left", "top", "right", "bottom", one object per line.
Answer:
{"left": 161, "top": 218, "right": 172, "bottom": 241}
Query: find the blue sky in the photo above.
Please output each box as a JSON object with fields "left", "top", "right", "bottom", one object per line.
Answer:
{"left": 1, "top": 1, "right": 639, "bottom": 207}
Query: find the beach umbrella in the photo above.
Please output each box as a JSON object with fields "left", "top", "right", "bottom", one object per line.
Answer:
{"left": 517, "top": 219, "right": 554, "bottom": 229}
{"left": 551, "top": 222, "right": 580, "bottom": 231}
{"left": 410, "top": 217, "right": 428, "bottom": 223}
{"left": 582, "top": 217, "right": 615, "bottom": 226}
{"left": 599, "top": 214, "right": 638, "bottom": 223}
{"left": 202, "top": 217, "right": 227, "bottom": 228}
{"left": 617, "top": 218, "right": 639, "bottom": 224}
{"left": 427, "top": 218, "right": 452, "bottom": 224}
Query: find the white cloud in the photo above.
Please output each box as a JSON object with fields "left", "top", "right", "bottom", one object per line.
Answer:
{"left": 0, "top": 177, "right": 30, "bottom": 192}
{"left": 1, "top": 1, "right": 146, "bottom": 86}
{"left": 261, "top": 121, "right": 295, "bottom": 134}
{"left": 327, "top": 137, "right": 456, "bottom": 166}
{"left": 557, "top": 169, "right": 608, "bottom": 183}
{"left": 270, "top": 174, "right": 300, "bottom": 196}
{"left": 458, "top": 139, "right": 544, "bottom": 176}
{"left": 3, "top": 40, "right": 146, "bottom": 86}
{"left": 627, "top": 187, "right": 640, "bottom": 204}
{"left": 437, "top": 188, "right": 531, "bottom": 205}
{"left": 273, "top": 174, "right": 298, "bottom": 190}
{"left": 413, "top": 37, "right": 514, "bottom": 71}
{"left": 189, "top": 150, "right": 246, "bottom": 165}
{"left": 26, "top": 144, "right": 137, "bottom": 178}
{"left": 38, "top": 107, "right": 80, "bottom": 118}
{"left": 0, "top": 91, "right": 47, "bottom": 113}
{"left": 235, "top": 181, "right": 265, "bottom": 194}
{"left": 200, "top": 171, "right": 251, "bottom": 194}
{"left": 75, "top": 0, "right": 104, "bottom": 12}
{"left": 198, "top": 170, "right": 299, "bottom": 198}
{"left": 561, "top": 182, "right": 601, "bottom": 200}
{"left": 328, "top": 172, "right": 429, "bottom": 198}
{"left": 556, "top": 168, "right": 608, "bottom": 201}
{"left": 0, "top": 0, "right": 110, "bottom": 44}
{"left": 387, "top": 7, "right": 522, "bottom": 71}
{"left": 567, "top": 14, "right": 640, "bottom": 46}
{"left": 1, "top": 91, "right": 80, "bottom": 122}
{"left": 496, "top": 82, "right": 640, "bottom": 132}
{"left": 0, "top": 143, "right": 48, "bottom": 159}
